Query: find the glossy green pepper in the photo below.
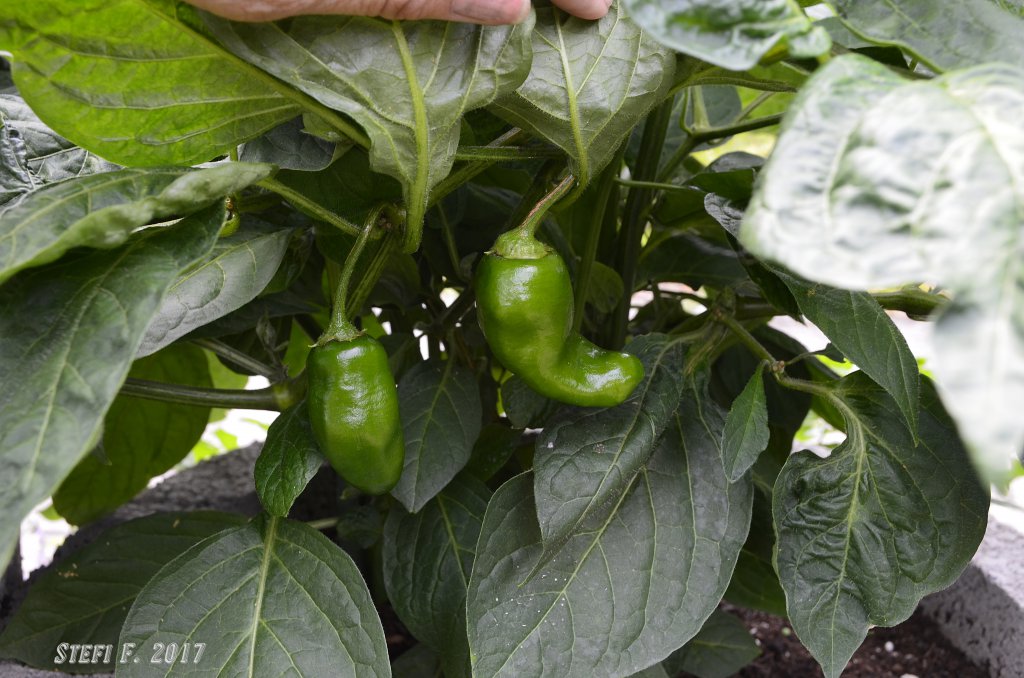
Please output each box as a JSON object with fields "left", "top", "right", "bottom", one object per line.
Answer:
{"left": 476, "top": 232, "right": 644, "bottom": 407}
{"left": 306, "top": 334, "right": 404, "bottom": 494}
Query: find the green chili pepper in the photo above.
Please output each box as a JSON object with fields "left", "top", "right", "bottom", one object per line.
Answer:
{"left": 306, "top": 204, "right": 404, "bottom": 494}
{"left": 476, "top": 230, "right": 644, "bottom": 408}
{"left": 306, "top": 334, "right": 404, "bottom": 495}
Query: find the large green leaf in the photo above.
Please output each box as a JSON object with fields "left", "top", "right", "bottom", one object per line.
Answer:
{"left": 532, "top": 334, "right": 685, "bottom": 556}
{"left": 0, "top": 163, "right": 274, "bottom": 285}
{"left": 52, "top": 344, "right": 212, "bottom": 525}
{"left": 137, "top": 218, "right": 293, "bottom": 356}
{"left": 0, "top": 94, "right": 117, "bottom": 207}
{"left": 0, "top": 512, "right": 245, "bottom": 674}
{"left": 119, "top": 516, "right": 389, "bottom": 677}
{"left": 774, "top": 373, "right": 988, "bottom": 678}
{"left": 467, "top": 379, "right": 753, "bottom": 677}
{"left": 661, "top": 610, "right": 760, "bottom": 678}
{"left": 205, "top": 14, "right": 533, "bottom": 250}
{"left": 0, "top": 204, "right": 224, "bottom": 571}
{"left": 833, "top": 0, "right": 1024, "bottom": 71}
{"left": 621, "top": 0, "right": 830, "bottom": 70}
{"left": 741, "top": 54, "right": 1024, "bottom": 481}
{"left": 777, "top": 272, "right": 920, "bottom": 438}
{"left": 490, "top": 3, "right": 675, "bottom": 188}
{"left": 254, "top": 401, "right": 324, "bottom": 518}
{"left": 392, "top": 359, "right": 482, "bottom": 513}
{"left": 0, "top": 0, "right": 300, "bottom": 165}
{"left": 383, "top": 476, "right": 490, "bottom": 678}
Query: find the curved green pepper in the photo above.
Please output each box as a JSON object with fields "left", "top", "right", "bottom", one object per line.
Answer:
{"left": 306, "top": 334, "right": 404, "bottom": 494}
{"left": 476, "top": 233, "right": 644, "bottom": 407}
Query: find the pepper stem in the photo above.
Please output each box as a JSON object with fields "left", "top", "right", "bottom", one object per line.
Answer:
{"left": 319, "top": 204, "right": 387, "bottom": 345}
{"left": 493, "top": 172, "right": 576, "bottom": 259}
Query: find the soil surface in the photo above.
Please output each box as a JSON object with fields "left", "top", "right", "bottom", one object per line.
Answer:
{"left": 723, "top": 603, "right": 987, "bottom": 678}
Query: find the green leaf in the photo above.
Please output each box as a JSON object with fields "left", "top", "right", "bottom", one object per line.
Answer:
{"left": 254, "top": 402, "right": 324, "bottom": 518}
{"left": 0, "top": 511, "right": 245, "bottom": 673}
{"left": 205, "top": 15, "right": 533, "bottom": 251}
{"left": 621, "top": 0, "right": 831, "bottom": 70}
{"left": 391, "top": 644, "right": 443, "bottom": 678}
{"left": 52, "top": 344, "right": 212, "bottom": 525}
{"left": 392, "top": 359, "right": 483, "bottom": 513}
{"left": 279, "top": 148, "right": 403, "bottom": 227}
{"left": 467, "top": 380, "right": 753, "bottom": 677}
{"left": 740, "top": 54, "right": 1024, "bottom": 481}
{"left": 383, "top": 476, "right": 490, "bottom": 678}
{"left": 239, "top": 116, "right": 340, "bottom": 172}
{"left": 0, "top": 163, "right": 275, "bottom": 285}
{"left": 491, "top": 4, "right": 676, "bottom": 188}
{"left": 774, "top": 374, "right": 989, "bottom": 678}
{"left": 586, "top": 261, "right": 625, "bottom": 313}
{"left": 137, "top": 218, "right": 293, "bottom": 357}
{"left": 833, "top": 0, "right": 1024, "bottom": 71}
{"left": 501, "top": 375, "right": 555, "bottom": 430}
{"left": 0, "top": 93, "right": 116, "bottom": 207}
{"left": 119, "top": 516, "right": 389, "bottom": 677}
{"left": 0, "top": 204, "right": 224, "bottom": 571}
{"left": 638, "top": 232, "right": 748, "bottom": 288}
{"left": 463, "top": 423, "right": 520, "bottom": 482}
{"left": 725, "top": 548, "right": 788, "bottom": 616}
{"left": 721, "top": 365, "right": 769, "bottom": 481}
{"left": 688, "top": 153, "right": 764, "bottom": 202}
{"left": 0, "top": 0, "right": 301, "bottom": 165}
{"left": 777, "top": 272, "right": 920, "bottom": 438}
{"left": 532, "top": 334, "right": 685, "bottom": 557}
{"left": 662, "top": 610, "right": 761, "bottom": 678}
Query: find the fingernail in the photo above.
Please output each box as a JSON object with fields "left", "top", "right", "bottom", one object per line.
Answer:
{"left": 451, "top": 0, "right": 530, "bottom": 24}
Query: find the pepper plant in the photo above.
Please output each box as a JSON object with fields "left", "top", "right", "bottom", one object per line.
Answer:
{"left": 0, "top": 1, "right": 1016, "bottom": 676}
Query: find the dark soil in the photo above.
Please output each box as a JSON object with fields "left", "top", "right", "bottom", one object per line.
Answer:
{"left": 725, "top": 603, "right": 987, "bottom": 678}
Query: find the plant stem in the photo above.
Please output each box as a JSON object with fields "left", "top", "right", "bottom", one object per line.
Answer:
{"left": 306, "top": 517, "right": 341, "bottom": 531}
{"left": 429, "top": 128, "right": 527, "bottom": 206}
{"left": 713, "top": 311, "right": 778, "bottom": 365}
{"left": 191, "top": 338, "right": 277, "bottom": 379}
{"left": 775, "top": 372, "right": 840, "bottom": 402}
{"left": 120, "top": 378, "right": 302, "bottom": 411}
{"left": 439, "top": 288, "right": 477, "bottom": 330}
{"left": 656, "top": 114, "right": 784, "bottom": 185}
{"left": 573, "top": 146, "right": 625, "bottom": 333}
{"left": 519, "top": 173, "right": 576, "bottom": 239}
{"left": 322, "top": 206, "right": 384, "bottom": 342}
{"left": 614, "top": 178, "right": 697, "bottom": 192}
{"left": 873, "top": 287, "right": 948, "bottom": 317}
{"left": 347, "top": 226, "right": 400, "bottom": 320}
{"left": 714, "top": 310, "right": 845, "bottom": 407}
{"left": 435, "top": 204, "right": 462, "bottom": 279}
{"left": 453, "top": 145, "right": 562, "bottom": 162}
{"left": 738, "top": 287, "right": 948, "bottom": 319}
{"left": 610, "top": 99, "right": 674, "bottom": 348}
{"left": 689, "top": 114, "right": 785, "bottom": 144}
{"left": 257, "top": 178, "right": 361, "bottom": 236}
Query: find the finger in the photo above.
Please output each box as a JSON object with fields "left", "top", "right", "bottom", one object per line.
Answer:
{"left": 550, "top": 0, "right": 611, "bottom": 20}
{"left": 182, "top": 0, "right": 531, "bottom": 24}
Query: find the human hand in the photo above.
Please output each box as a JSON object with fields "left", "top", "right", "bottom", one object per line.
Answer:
{"left": 183, "top": 0, "right": 611, "bottom": 24}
